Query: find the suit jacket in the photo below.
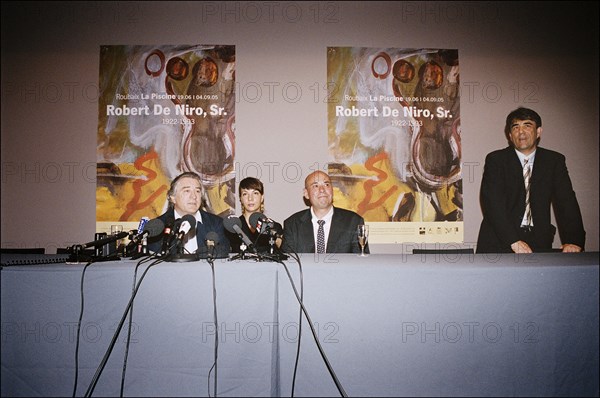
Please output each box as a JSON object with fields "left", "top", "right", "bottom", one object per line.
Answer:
{"left": 148, "top": 208, "right": 230, "bottom": 258}
{"left": 282, "top": 206, "right": 369, "bottom": 254}
{"left": 476, "top": 146, "right": 585, "bottom": 253}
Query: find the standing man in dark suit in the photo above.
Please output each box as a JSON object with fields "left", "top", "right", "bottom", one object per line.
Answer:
{"left": 148, "top": 171, "right": 230, "bottom": 257}
{"left": 282, "top": 170, "right": 369, "bottom": 254}
{"left": 476, "top": 107, "right": 585, "bottom": 253}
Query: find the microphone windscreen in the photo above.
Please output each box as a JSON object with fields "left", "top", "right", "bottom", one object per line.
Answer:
{"left": 249, "top": 212, "right": 266, "bottom": 229}
{"left": 272, "top": 223, "right": 284, "bottom": 235}
{"left": 144, "top": 218, "right": 165, "bottom": 237}
{"left": 223, "top": 215, "right": 242, "bottom": 233}
{"left": 206, "top": 231, "right": 219, "bottom": 243}
{"left": 180, "top": 214, "right": 197, "bottom": 233}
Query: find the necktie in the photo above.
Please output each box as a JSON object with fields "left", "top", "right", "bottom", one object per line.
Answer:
{"left": 316, "top": 220, "right": 326, "bottom": 253}
{"left": 523, "top": 159, "right": 532, "bottom": 227}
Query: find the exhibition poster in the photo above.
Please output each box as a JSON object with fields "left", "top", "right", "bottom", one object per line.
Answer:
{"left": 96, "top": 45, "right": 235, "bottom": 230}
{"left": 327, "top": 47, "right": 463, "bottom": 243}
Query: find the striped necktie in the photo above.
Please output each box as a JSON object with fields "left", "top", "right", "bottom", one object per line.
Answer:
{"left": 523, "top": 158, "right": 532, "bottom": 226}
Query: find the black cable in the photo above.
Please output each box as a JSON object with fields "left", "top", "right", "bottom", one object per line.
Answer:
{"left": 119, "top": 254, "right": 155, "bottom": 396}
{"left": 252, "top": 225, "right": 263, "bottom": 248}
{"left": 206, "top": 256, "right": 218, "bottom": 397}
{"left": 250, "top": 231, "right": 307, "bottom": 395}
{"left": 72, "top": 260, "right": 94, "bottom": 398}
{"left": 286, "top": 251, "right": 303, "bottom": 398}
{"left": 84, "top": 257, "right": 164, "bottom": 397}
{"left": 278, "top": 252, "right": 348, "bottom": 397}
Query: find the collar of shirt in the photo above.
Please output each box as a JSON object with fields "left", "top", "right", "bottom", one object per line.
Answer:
{"left": 311, "top": 206, "right": 334, "bottom": 224}
{"left": 515, "top": 148, "right": 536, "bottom": 168}
{"left": 173, "top": 210, "right": 203, "bottom": 224}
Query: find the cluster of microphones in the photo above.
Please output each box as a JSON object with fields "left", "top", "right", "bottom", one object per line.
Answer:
{"left": 223, "top": 212, "right": 286, "bottom": 261}
{"left": 67, "top": 212, "right": 285, "bottom": 263}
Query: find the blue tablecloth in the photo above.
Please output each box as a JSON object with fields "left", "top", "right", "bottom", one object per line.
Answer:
{"left": 2, "top": 253, "right": 598, "bottom": 396}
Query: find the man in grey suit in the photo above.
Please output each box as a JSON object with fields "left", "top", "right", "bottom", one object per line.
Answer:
{"left": 476, "top": 107, "right": 585, "bottom": 253}
{"left": 282, "top": 170, "right": 369, "bottom": 254}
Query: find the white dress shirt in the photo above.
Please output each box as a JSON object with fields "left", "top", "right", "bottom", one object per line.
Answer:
{"left": 310, "top": 207, "right": 334, "bottom": 253}
{"left": 174, "top": 210, "right": 203, "bottom": 253}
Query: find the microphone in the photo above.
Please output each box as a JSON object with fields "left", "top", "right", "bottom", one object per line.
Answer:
{"left": 247, "top": 212, "right": 286, "bottom": 260}
{"left": 205, "top": 231, "right": 219, "bottom": 260}
{"left": 129, "top": 218, "right": 165, "bottom": 258}
{"left": 130, "top": 218, "right": 165, "bottom": 243}
{"left": 159, "top": 214, "right": 177, "bottom": 256}
{"left": 171, "top": 214, "right": 197, "bottom": 252}
{"left": 81, "top": 231, "right": 129, "bottom": 249}
{"left": 164, "top": 214, "right": 199, "bottom": 263}
{"left": 249, "top": 212, "right": 282, "bottom": 237}
{"left": 223, "top": 215, "right": 254, "bottom": 248}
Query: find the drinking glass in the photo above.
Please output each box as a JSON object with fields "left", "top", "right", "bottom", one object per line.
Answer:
{"left": 111, "top": 224, "right": 123, "bottom": 235}
{"left": 111, "top": 224, "right": 125, "bottom": 256}
{"left": 357, "top": 224, "right": 369, "bottom": 257}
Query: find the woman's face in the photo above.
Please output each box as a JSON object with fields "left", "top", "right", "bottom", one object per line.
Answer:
{"left": 240, "top": 188, "right": 263, "bottom": 214}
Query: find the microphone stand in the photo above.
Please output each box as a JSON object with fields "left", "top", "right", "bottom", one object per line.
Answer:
{"left": 228, "top": 243, "right": 257, "bottom": 261}
{"left": 67, "top": 244, "right": 120, "bottom": 263}
{"left": 268, "top": 236, "right": 276, "bottom": 254}
{"left": 256, "top": 232, "right": 288, "bottom": 262}
{"left": 67, "top": 244, "right": 94, "bottom": 263}
{"left": 166, "top": 243, "right": 198, "bottom": 262}
{"left": 165, "top": 218, "right": 199, "bottom": 262}
{"left": 67, "top": 231, "right": 130, "bottom": 263}
{"left": 129, "top": 235, "right": 149, "bottom": 260}
{"left": 167, "top": 253, "right": 198, "bottom": 262}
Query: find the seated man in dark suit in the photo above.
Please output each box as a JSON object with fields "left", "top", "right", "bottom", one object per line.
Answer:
{"left": 282, "top": 170, "right": 369, "bottom": 254}
{"left": 476, "top": 107, "right": 585, "bottom": 253}
{"left": 148, "top": 172, "right": 230, "bottom": 258}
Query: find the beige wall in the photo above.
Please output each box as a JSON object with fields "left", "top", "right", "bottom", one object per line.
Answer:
{"left": 2, "top": 1, "right": 598, "bottom": 253}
